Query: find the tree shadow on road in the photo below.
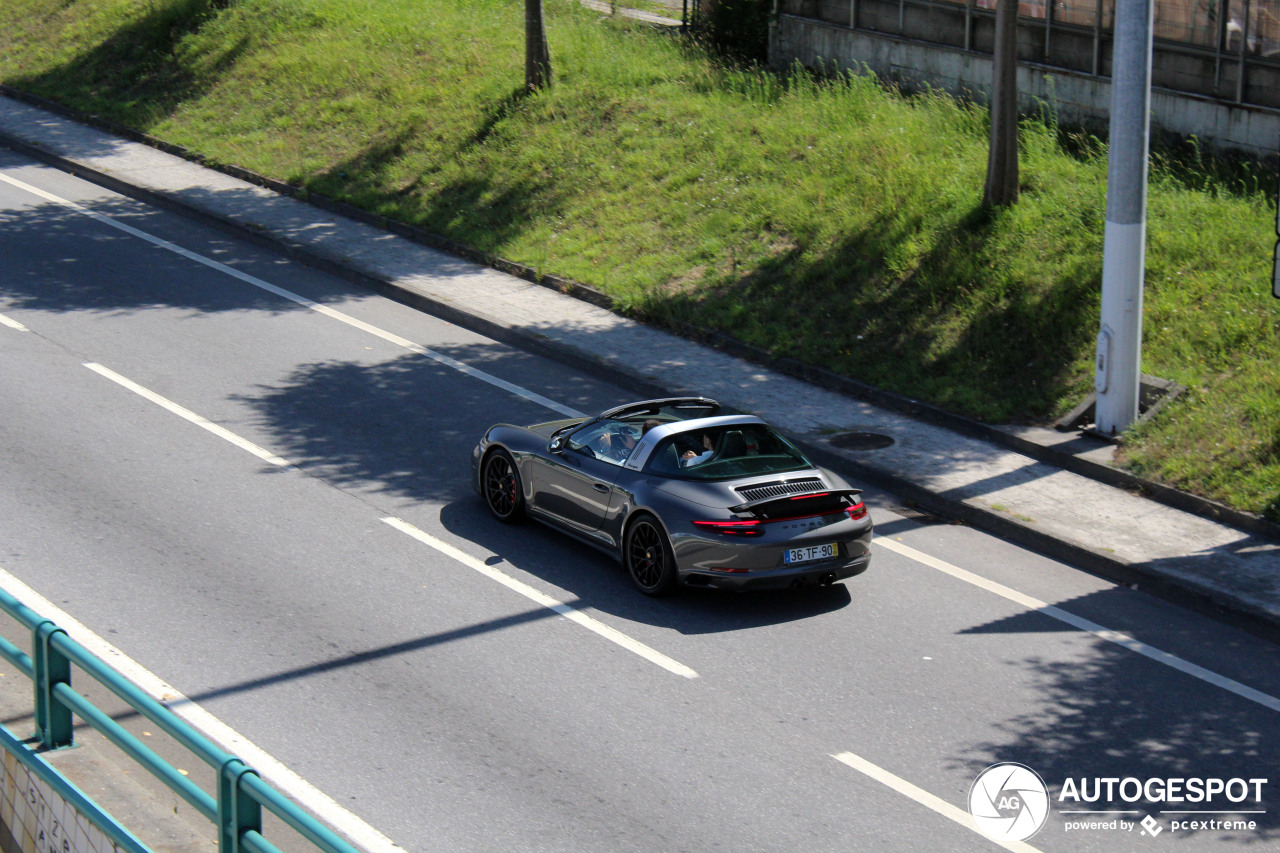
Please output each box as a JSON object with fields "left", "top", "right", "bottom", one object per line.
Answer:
{"left": 951, "top": 590, "right": 1280, "bottom": 844}
{"left": 0, "top": 190, "right": 346, "bottom": 315}
{"left": 230, "top": 347, "right": 856, "bottom": 634}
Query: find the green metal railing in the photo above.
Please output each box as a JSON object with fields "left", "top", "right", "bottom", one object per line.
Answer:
{"left": 0, "top": 587, "right": 363, "bottom": 853}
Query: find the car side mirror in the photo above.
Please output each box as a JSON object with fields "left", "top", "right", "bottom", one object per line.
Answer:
{"left": 549, "top": 438, "right": 564, "bottom": 453}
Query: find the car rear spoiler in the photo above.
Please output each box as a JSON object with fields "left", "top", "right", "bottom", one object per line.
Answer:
{"left": 729, "top": 488, "right": 864, "bottom": 517}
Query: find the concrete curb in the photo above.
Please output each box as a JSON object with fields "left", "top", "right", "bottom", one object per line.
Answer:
{"left": 794, "top": 437, "right": 1280, "bottom": 644}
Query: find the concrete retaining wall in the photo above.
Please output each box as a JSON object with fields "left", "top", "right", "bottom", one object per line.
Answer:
{"left": 0, "top": 747, "right": 121, "bottom": 853}
{"left": 771, "top": 14, "right": 1280, "bottom": 158}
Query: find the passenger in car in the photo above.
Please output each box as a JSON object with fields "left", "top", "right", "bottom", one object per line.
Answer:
{"left": 681, "top": 433, "right": 716, "bottom": 466}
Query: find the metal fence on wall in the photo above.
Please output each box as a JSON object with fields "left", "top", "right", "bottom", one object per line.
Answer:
{"left": 780, "top": 0, "right": 1280, "bottom": 108}
{"left": 1014, "top": 0, "right": 1280, "bottom": 53}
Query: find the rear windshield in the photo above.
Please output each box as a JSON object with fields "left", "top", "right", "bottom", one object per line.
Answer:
{"left": 644, "top": 424, "right": 812, "bottom": 480}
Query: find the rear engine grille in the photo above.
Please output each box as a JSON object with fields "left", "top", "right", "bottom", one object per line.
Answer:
{"left": 735, "top": 477, "right": 825, "bottom": 502}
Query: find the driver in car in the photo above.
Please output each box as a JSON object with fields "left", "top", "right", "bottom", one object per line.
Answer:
{"left": 598, "top": 420, "right": 661, "bottom": 463}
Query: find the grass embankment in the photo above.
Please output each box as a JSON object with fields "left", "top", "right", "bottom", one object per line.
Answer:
{"left": 1, "top": 0, "right": 1277, "bottom": 520}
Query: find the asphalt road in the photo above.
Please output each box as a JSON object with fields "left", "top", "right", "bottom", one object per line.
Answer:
{"left": 2, "top": 147, "right": 1279, "bottom": 853}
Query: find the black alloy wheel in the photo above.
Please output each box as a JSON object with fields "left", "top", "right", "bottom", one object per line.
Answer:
{"left": 625, "top": 516, "right": 677, "bottom": 596}
{"left": 483, "top": 449, "right": 524, "bottom": 523}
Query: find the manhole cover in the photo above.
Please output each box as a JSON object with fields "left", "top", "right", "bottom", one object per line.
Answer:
{"left": 829, "top": 431, "right": 895, "bottom": 450}
{"left": 886, "top": 505, "right": 947, "bottom": 524}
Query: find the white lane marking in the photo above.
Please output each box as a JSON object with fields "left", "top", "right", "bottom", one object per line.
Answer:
{"left": 875, "top": 537, "right": 1280, "bottom": 714}
{"left": 83, "top": 360, "right": 694, "bottom": 680}
{"left": 0, "top": 566, "right": 404, "bottom": 853}
{"left": 84, "top": 363, "right": 295, "bottom": 469}
{"left": 0, "top": 171, "right": 582, "bottom": 418}
{"left": 831, "top": 751, "right": 1043, "bottom": 853}
{"left": 383, "top": 517, "right": 699, "bottom": 679}
{"left": 0, "top": 312, "right": 29, "bottom": 331}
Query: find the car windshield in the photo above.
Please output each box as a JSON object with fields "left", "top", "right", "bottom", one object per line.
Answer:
{"left": 564, "top": 404, "right": 722, "bottom": 467}
{"left": 643, "top": 424, "right": 813, "bottom": 479}
{"left": 565, "top": 418, "right": 651, "bottom": 466}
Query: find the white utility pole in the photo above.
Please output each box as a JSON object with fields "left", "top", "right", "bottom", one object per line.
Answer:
{"left": 1095, "top": 0, "right": 1154, "bottom": 435}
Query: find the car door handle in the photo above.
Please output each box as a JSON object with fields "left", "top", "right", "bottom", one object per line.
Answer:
{"left": 592, "top": 483, "right": 610, "bottom": 493}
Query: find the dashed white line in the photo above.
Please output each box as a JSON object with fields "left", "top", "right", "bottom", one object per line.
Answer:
{"left": 874, "top": 536, "right": 1280, "bottom": 714}
{"left": 84, "top": 362, "right": 294, "bottom": 469}
{"left": 0, "top": 171, "right": 581, "bottom": 419}
{"left": 0, "top": 311, "right": 28, "bottom": 331}
{"left": 81, "top": 353, "right": 1280, "bottom": 703}
{"left": 831, "top": 751, "right": 1043, "bottom": 853}
{"left": 382, "top": 517, "right": 698, "bottom": 679}
{"left": 82, "top": 361, "right": 695, "bottom": 679}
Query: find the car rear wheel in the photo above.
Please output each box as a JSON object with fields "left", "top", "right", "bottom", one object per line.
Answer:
{"left": 624, "top": 515, "right": 677, "bottom": 596}
{"left": 483, "top": 449, "right": 524, "bottom": 523}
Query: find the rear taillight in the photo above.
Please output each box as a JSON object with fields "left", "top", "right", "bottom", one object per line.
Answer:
{"left": 692, "top": 519, "right": 765, "bottom": 536}
{"left": 697, "top": 501, "right": 864, "bottom": 533}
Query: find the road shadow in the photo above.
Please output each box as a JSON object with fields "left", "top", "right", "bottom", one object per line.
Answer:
{"left": 228, "top": 345, "right": 609, "bottom": 502}
{"left": 953, "top": 586, "right": 1280, "bottom": 842}
{"left": 232, "top": 354, "right": 510, "bottom": 504}
{"left": 436, "top": 497, "right": 854, "bottom": 636}
{"left": 0, "top": 189, "right": 353, "bottom": 315}
{"left": 651, "top": 195, "right": 1101, "bottom": 424}
{"left": 229, "top": 348, "right": 856, "bottom": 634}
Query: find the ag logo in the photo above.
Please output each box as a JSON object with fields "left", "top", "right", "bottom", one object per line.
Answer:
{"left": 969, "top": 763, "right": 1050, "bottom": 842}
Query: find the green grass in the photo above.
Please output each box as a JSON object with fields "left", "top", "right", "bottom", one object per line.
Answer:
{"left": 2, "top": 0, "right": 1278, "bottom": 520}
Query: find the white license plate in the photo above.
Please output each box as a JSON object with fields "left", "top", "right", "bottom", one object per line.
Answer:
{"left": 784, "top": 543, "right": 838, "bottom": 565}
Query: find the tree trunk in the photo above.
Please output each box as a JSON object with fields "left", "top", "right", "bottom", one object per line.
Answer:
{"left": 983, "top": 0, "right": 1019, "bottom": 206}
{"left": 525, "top": 0, "right": 552, "bottom": 90}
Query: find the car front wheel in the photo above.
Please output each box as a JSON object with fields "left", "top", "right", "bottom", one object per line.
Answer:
{"left": 483, "top": 449, "right": 524, "bottom": 523}
{"left": 624, "top": 515, "right": 677, "bottom": 596}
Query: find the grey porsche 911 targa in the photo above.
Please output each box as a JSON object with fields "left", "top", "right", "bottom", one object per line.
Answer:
{"left": 471, "top": 397, "right": 873, "bottom": 596}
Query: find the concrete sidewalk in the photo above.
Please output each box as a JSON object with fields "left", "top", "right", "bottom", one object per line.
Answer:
{"left": 1, "top": 90, "right": 1278, "bottom": 638}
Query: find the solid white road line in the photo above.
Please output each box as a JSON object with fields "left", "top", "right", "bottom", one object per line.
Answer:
{"left": 0, "top": 565, "right": 405, "bottom": 853}
{"left": 874, "top": 536, "right": 1280, "bottom": 714}
{"left": 831, "top": 751, "right": 1044, "bottom": 853}
{"left": 0, "top": 311, "right": 28, "bottom": 331}
{"left": 0, "top": 171, "right": 582, "bottom": 419}
{"left": 83, "top": 360, "right": 696, "bottom": 679}
{"left": 382, "top": 517, "right": 699, "bottom": 679}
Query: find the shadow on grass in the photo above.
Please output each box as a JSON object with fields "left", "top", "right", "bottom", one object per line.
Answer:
{"left": 460, "top": 87, "right": 536, "bottom": 152}
{"left": 4, "top": 0, "right": 1096, "bottom": 426}
{"left": 300, "top": 86, "right": 566, "bottom": 255}
{"left": 7, "top": 0, "right": 248, "bottom": 131}
{"left": 650, "top": 201, "right": 1099, "bottom": 423}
